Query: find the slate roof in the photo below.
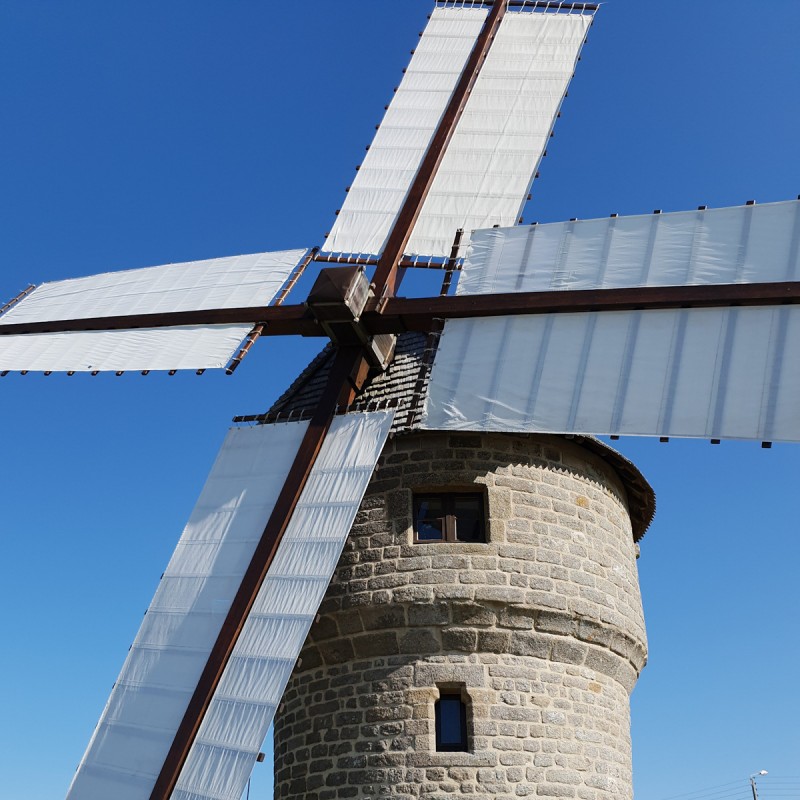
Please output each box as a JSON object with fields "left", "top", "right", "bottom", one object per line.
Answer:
{"left": 268, "top": 332, "right": 656, "bottom": 540}
{"left": 269, "top": 331, "right": 432, "bottom": 432}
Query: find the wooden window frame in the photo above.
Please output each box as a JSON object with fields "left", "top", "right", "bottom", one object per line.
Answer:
{"left": 412, "top": 491, "right": 486, "bottom": 544}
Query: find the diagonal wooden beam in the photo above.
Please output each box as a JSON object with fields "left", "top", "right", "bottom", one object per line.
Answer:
{"left": 149, "top": 345, "right": 364, "bottom": 800}
{"left": 149, "top": 8, "right": 510, "bottom": 787}
{"left": 369, "top": 0, "right": 508, "bottom": 304}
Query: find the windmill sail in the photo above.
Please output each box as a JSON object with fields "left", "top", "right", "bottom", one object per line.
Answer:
{"left": 458, "top": 200, "right": 800, "bottom": 293}
{"left": 322, "top": 5, "right": 592, "bottom": 259}
{"left": 0, "top": 249, "right": 307, "bottom": 372}
{"left": 67, "top": 410, "right": 394, "bottom": 800}
{"left": 422, "top": 201, "right": 800, "bottom": 442}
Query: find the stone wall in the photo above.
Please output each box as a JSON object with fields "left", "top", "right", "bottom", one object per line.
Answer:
{"left": 274, "top": 432, "right": 648, "bottom": 799}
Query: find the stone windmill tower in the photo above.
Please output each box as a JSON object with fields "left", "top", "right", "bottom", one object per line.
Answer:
{"left": 1, "top": 3, "right": 798, "bottom": 800}
{"left": 269, "top": 334, "right": 654, "bottom": 798}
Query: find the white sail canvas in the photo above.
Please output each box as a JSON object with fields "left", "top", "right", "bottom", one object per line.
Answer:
{"left": 67, "top": 410, "right": 394, "bottom": 800}
{"left": 0, "top": 249, "right": 306, "bottom": 372}
{"left": 323, "top": 8, "right": 591, "bottom": 259}
{"left": 458, "top": 201, "right": 800, "bottom": 294}
{"left": 322, "top": 6, "right": 488, "bottom": 258}
{"left": 422, "top": 305, "right": 800, "bottom": 442}
{"left": 423, "top": 201, "right": 800, "bottom": 442}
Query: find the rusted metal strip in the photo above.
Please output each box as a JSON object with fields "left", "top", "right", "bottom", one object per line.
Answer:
{"left": 274, "top": 247, "right": 318, "bottom": 306}
{"left": 226, "top": 248, "right": 326, "bottom": 375}
{"left": 0, "top": 284, "right": 36, "bottom": 317}
{"left": 233, "top": 397, "right": 402, "bottom": 425}
{"left": 233, "top": 408, "right": 317, "bottom": 425}
{"left": 314, "top": 253, "right": 380, "bottom": 267}
{"left": 149, "top": 345, "right": 364, "bottom": 800}
{"left": 314, "top": 253, "right": 453, "bottom": 271}
{"left": 314, "top": 252, "right": 379, "bottom": 266}
{"left": 369, "top": 0, "right": 508, "bottom": 304}
{"left": 440, "top": 229, "right": 464, "bottom": 297}
{"left": 478, "top": 0, "right": 598, "bottom": 10}
{"left": 225, "top": 323, "right": 266, "bottom": 376}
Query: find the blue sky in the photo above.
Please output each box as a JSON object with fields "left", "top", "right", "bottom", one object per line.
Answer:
{"left": 0, "top": 2, "right": 798, "bottom": 799}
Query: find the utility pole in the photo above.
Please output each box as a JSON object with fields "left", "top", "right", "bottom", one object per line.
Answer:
{"left": 750, "top": 770, "right": 768, "bottom": 800}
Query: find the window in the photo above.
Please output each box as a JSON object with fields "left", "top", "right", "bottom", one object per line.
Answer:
{"left": 435, "top": 692, "right": 469, "bottom": 752}
{"left": 413, "top": 492, "right": 486, "bottom": 543}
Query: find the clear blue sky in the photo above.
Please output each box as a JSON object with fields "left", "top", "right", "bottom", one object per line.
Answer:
{"left": 0, "top": 2, "right": 798, "bottom": 799}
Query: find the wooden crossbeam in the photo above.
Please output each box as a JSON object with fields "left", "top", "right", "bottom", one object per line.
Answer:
{"left": 5, "top": 282, "right": 800, "bottom": 343}
{"left": 368, "top": 281, "right": 800, "bottom": 332}
{"left": 0, "top": 305, "right": 320, "bottom": 336}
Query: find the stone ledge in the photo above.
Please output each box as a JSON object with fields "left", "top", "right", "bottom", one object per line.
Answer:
{"left": 310, "top": 602, "right": 647, "bottom": 676}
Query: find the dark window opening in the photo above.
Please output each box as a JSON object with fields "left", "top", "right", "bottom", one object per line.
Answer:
{"left": 413, "top": 492, "right": 486, "bottom": 543}
{"left": 435, "top": 692, "right": 469, "bottom": 752}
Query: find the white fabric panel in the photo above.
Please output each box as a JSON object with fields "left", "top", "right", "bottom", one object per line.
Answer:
{"left": 0, "top": 324, "right": 254, "bottom": 372}
{"left": 173, "top": 410, "right": 395, "bottom": 800}
{"left": 459, "top": 200, "right": 800, "bottom": 294}
{"left": 323, "top": 9, "right": 590, "bottom": 260}
{"left": 322, "top": 7, "right": 488, "bottom": 257}
{"left": 422, "top": 308, "right": 800, "bottom": 442}
{"left": 66, "top": 420, "right": 310, "bottom": 800}
{"left": 0, "top": 250, "right": 305, "bottom": 323}
{"left": 0, "top": 248, "right": 306, "bottom": 372}
{"left": 407, "top": 11, "right": 591, "bottom": 257}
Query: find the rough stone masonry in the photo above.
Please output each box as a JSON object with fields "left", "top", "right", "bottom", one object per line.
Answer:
{"left": 274, "top": 430, "right": 652, "bottom": 799}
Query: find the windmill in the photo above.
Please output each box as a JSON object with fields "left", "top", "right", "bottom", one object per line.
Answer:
{"left": 1, "top": 1, "right": 800, "bottom": 800}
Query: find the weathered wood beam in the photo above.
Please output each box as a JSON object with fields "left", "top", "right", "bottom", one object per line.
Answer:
{"left": 0, "top": 304, "right": 320, "bottom": 337}
{"left": 4, "top": 282, "right": 800, "bottom": 341}
{"left": 369, "top": 0, "right": 508, "bottom": 304}
{"left": 149, "top": 345, "right": 364, "bottom": 800}
{"left": 365, "top": 281, "right": 800, "bottom": 334}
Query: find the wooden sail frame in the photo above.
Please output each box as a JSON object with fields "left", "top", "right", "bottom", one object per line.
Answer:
{"left": 1, "top": 2, "right": 793, "bottom": 796}
{"left": 3, "top": 280, "right": 800, "bottom": 340}
{"left": 148, "top": 2, "right": 510, "bottom": 796}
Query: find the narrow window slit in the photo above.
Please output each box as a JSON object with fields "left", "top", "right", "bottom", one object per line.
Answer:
{"left": 435, "top": 690, "right": 469, "bottom": 753}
